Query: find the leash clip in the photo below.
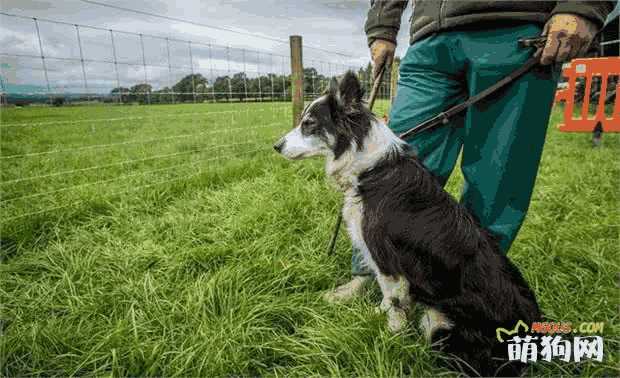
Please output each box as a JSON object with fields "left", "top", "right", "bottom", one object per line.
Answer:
{"left": 518, "top": 35, "right": 548, "bottom": 49}
{"left": 439, "top": 112, "right": 450, "bottom": 125}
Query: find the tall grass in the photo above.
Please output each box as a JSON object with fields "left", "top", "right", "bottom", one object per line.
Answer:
{"left": 0, "top": 102, "right": 618, "bottom": 376}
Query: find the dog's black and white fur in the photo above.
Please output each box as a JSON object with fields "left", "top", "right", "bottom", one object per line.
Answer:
{"left": 274, "top": 72, "right": 541, "bottom": 376}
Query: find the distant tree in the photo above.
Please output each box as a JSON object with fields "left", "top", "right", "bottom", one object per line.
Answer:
{"left": 276, "top": 73, "right": 291, "bottom": 101}
{"left": 213, "top": 75, "right": 231, "bottom": 101}
{"left": 110, "top": 87, "right": 130, "bottom": 103}
{"left": 129, "top": 83, "right": 152, "bottom": 104}
{"left": 13, "top": 99, "right": 33, "bottom": 106}
{"left": 172, "top": 74, "right": 208, "bottom": 102}
{"left": 230, "top": 72, "right": 249, "bottom": 101}
{"left": 194, "top": 81, "right": 211, "bottom": 103}
{"left": 152, "top": 87, "right": 173, "bottom": 104}
{"left": 52, "top": 97, "right": 65, "bottom": 107}
{"left": 303, "top": 67, "right": 329, "bottom": 99}
{"left": 265, "top": 73, "right": 284, "bottom": 101}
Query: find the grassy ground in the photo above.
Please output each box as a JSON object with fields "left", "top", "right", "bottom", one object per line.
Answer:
{"left": 0, "top": 102, "right": 618, "bottom": 376}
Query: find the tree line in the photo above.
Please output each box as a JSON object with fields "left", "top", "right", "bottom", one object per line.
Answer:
{"left": 109, "top": 64, "right": 378, "bottom": 104}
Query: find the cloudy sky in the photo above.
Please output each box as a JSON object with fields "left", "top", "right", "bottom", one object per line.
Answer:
{"left": 0, "top": 0, "right": 412, "bottom": 94}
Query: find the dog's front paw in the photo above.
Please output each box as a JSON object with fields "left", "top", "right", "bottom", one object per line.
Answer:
{"left": 398, "top": 295, "right": 412, "bottom": 311}
{"left": 387, "top": 307, "right": 408, "bottom": 333}
{"left": 377, "top": 297, "right": 392, "bottom": 313}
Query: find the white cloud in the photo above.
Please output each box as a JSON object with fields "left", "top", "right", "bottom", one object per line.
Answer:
{"left": 0, "top": 0, "right": 413, "bottom": 93}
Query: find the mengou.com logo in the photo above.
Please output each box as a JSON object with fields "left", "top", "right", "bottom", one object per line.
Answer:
{"left": 497, "top": 321, "right": 605, "bottom": 363}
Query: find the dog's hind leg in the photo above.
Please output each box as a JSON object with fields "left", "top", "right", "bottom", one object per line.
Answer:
{"left": 396, "top": 276, "right": 411, "bottom": 311}
{"left": 420, "top": 307, "right": 453, "bottom": 341}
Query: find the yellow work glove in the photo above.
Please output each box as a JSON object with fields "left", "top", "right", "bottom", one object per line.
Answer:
{"left": 541, "top": 13, "right": 599, "bottom": 65}
{"left": 370, "top": 39, "right": 396, "bottom": 79}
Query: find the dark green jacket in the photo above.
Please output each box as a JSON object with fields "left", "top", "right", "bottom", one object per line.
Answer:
{"left": 365, "top": 0, "right": 616, "bottom": 46}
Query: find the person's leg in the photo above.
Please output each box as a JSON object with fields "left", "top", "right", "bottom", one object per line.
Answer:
{"left": 351, "top": 247, "right": 372, "bottom": 276}
{"left": 389, "top": 33, "right": 468, "bottom": 186}
{"left": 330, "top": 34, "right": 468, "bottom": 303}
{"left": 458, "top": 23, "right": 559, "bottom": 253}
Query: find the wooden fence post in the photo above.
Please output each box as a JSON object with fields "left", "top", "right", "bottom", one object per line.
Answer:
{"left": 290, "top": 35, "right": 304, "bottom": 127}
{"left": 390, "top": 56, "right": 400, "bottom": 104}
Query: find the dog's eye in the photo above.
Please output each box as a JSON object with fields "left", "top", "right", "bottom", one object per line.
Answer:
{"left": 301, "top": 119, "right": 317, "bottom": 134}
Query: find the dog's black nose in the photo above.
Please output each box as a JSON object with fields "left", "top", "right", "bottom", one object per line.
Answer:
{"left": 273, "top": 139, "right": 285, "bottom": 153}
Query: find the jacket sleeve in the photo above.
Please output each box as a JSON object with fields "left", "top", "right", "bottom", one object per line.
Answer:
{"left": 551, "top": 1, "right": 617, "bottom": 28}
{"left": 364, "top": 0, "right": 409, "bottom": 46}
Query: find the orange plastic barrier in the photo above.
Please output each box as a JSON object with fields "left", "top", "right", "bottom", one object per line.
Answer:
{"left": 554, "top": 57, "right": 620, "bottom": 132}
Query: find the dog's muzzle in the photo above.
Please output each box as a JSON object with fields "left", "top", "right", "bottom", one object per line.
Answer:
{"left": 273, "top": 138, "right": 285, "bottom": 153}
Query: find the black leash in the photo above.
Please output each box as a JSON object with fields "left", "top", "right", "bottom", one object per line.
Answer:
{"left": 327, "top": 38, "right": 545, "bottom": 256}
{"left": 399, "top": 51, "right": 542, "bottom": 140}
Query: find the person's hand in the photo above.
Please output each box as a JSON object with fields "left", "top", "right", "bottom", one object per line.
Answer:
{"left": 540, "top": 13, "right": 598, "bottom": 65}
{"left": 370, "top": 39, "right": 396, "bottom": 79}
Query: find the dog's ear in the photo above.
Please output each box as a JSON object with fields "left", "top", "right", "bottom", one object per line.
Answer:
{"left": 326, "top": 77, "right": 341, "bottom": 117}
{"left": 338, "top": 71, "right": 363, "bottom": 106}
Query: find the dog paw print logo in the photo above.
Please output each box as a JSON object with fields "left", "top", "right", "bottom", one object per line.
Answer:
{"left": 496, "top": 319, "right": 529, "bottom": 342}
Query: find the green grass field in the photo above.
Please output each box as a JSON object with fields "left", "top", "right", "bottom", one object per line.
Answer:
{"left": 0, "top": 102, "right": 618, "bottom": 376}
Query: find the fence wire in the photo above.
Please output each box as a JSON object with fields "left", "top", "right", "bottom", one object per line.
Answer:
{"left": 0, "top": 12, "right": 392, "bottom": 224}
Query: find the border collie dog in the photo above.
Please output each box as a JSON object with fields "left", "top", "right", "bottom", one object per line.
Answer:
{"left": 273, "top": 72, "right": 540, "bottom": 376}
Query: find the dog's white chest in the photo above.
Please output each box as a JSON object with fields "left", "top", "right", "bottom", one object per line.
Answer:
{"left": 342, "top": 193, "right": 378, "bottom": 273}
{"left": 342, "top": 195, "right": 364, "bottom": 246}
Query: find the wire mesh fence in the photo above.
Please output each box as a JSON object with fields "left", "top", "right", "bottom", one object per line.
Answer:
{"left": 0, "top": 12, "right": 391, "bottom": 105}
{"left": 0, "top": 12, "right": 393, "bottom": 226}
{"left": 0, "top": 12, "right": 295, "bottom": 105}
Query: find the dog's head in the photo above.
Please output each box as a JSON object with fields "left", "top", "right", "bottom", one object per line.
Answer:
{"left": 273, "top": 71, "right": 372, "bottom": 160}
